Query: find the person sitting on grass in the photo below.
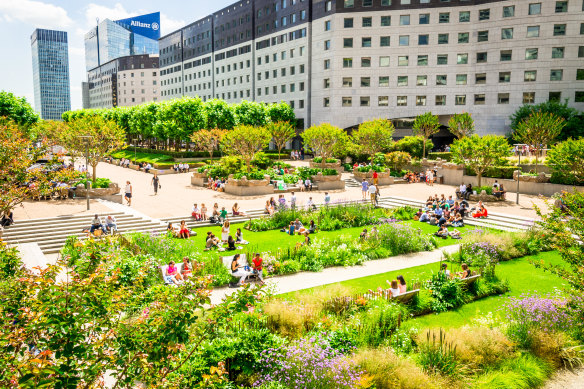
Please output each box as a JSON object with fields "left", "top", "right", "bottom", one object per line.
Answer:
{"left": 294, "top": 218, "right": 306, "bottom": 234}
{"left": 308, "top": 220, "right": 316, "bottom": 234}
{"left": 178, "top": 220, "right": 190, "bottom": 239}
{"left": 435, "top": 225, "right": 449, "bottom": 239}
{"left": 303, "top": 231, "right": 311, "bottom": 246}
{"left": 419, "top": 210, "right": 430, "bottom": 223}
{"left": 252, "top": 253, "right": 265, "bottom": 284}
{"left": 204, "top": 233, "right": 221, "bottom": 251}
{"left": 452, "top": 213, "right": 465, "bottom": 227}
{"left": 397, "top": 275, "right": 407, "bottom": 294}
{"left": 457, "top": 263, "right": 471, "bottom": 279}
{"left": 360, "top": 228, "right": 368, "bottom": 239}
{"left": 235, "top": 228, "right": 249, "bottom": 244}
{"left": 164, "top": 261, "right": 184, "bottom": 285}
{"left": 167, "top": 222, "right": 178, "bottom": 237}
{"left": 472, "top": 204, "right": 488, "bottom": 218}
{"left": 449, "top": 228, "right": 462, "bottom": 239}
{"left": 285, "top": 221, "right": 295, "bottom": 235}
{"left": 441, "top": 263, "right": 451, "bottom": 278}
{"left": 231, "top": 254, "right": 253, "bottom": 287}
{"left": 388, "top": 280, "right": 400, "bottom": 297}
{"left": 181, "top": 257, "right": 192, "bottom": 279}
{"left": 226, "top": 235, "right": 237, "bottom": 251}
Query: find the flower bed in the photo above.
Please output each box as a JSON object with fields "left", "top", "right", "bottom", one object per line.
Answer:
{"left": 224, "top": 174, "right": 275, "bottom": 196}
{"left": 309, "top": 159, "right": 343, "bottom": 174}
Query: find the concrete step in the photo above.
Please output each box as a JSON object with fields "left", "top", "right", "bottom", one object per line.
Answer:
{"left": 7, "top": 212, "right": 126, "bottom": 226}
{"left": 5, "top": 213, "right": 135, "bottom": 231}
{"left": 2, "top": 216, "right": 149, "bottom": 236}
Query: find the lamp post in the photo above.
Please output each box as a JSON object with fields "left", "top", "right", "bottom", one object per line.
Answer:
{"left": 78, "top": 136, "right": 93, "bottom": 211}
{"left": 514, "top": 144, "right": 522, "bottom": 205}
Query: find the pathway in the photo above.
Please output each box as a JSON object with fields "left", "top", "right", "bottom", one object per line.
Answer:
{"left": 209, "top": 245, "right": 460, "bottom": 304}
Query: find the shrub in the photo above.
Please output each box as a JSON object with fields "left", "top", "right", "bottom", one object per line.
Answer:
{"left": 312, "top": 157, "right": 338, "bottom": 164}
{"left": 352, "top": 348, "right": 440, "bottom": 389}
{"left": 77, "top": 177, "right": 112, "bottom": 189}
{"left": 458, "top": 229, "right": 545, "bottom": 262}
{"left": 356, "top": 165, "right": 386, "bottom": 173}
{"left": 263, "top": 300, "right": 320, "bottom": 337}
{"left": 250, "top": 151, "right": 272, "bottom": 169}
{"left": 233, "top": 170, "right": 267, "bottom": 180}
{"left": 342, "top": 163, "right": 353, "bottom": 172}
{"left": 473, "top": 355, "right": 552, "bottom": 389}
{"left": 546, "top": 138, "right": 584, "bottom": 185}
{"left": 458, "top": 241, "right": 500, "bottom": 278}
{"left": 427, "top": 152, "right": 453, "bottom": 161}
{"left": 391, "top": 136, "right": 433, "bottom": 159}
{"left": 385, "top": 151, "right": 412, "bottom": 171}
{"left": 417, "top": 329, "right": 460, "bottom": 377}
{"left": 474, "top": 185, "right": 493, "bottom": 195}
{"left": 466, "top": 166, "right": 517, "bottom": 179}
{"left": 355, "top": 299, "right": 408, "bottom": 347}
{"left": 425, "top": 272, "right": 465, "bottom": 313}
{"left": 0, "top": 243, "right": 23, "bottom": 278}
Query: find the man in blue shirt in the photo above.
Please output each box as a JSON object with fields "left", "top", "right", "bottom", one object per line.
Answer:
{"left": 447, "top": 195, "right": 455, "bottom": 208}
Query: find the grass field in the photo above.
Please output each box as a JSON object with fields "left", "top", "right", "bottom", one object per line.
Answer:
{"left": 110, "top": 150, "right": 174, "bottom": 163}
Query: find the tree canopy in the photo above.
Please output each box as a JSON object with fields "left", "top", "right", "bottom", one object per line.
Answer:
{"left": 509, "top": 100, "right": 583, "bottom": 141}
{"left": 0, "top": 91, "right": 39, "bottom": 130}
{"left": 412, "top": 112, "right": 441, "bottom": 158}
{"left": 267, "top": 121, "right": 296, "bottom": 161}
{"left": 221, "top": 125, "right": 271, "bottom": 171}
{"left": 190, "top": 128, "right": 227, "bottom": 161}
{"left": 451, "top": 135, "right": 511, "bottom": 187}
{"left": 352, "top": 119, "right": 395, "bottom": 162}
{"left": 302, "top": 124, "right": 350, "bottom": 167}
{"left": 513, "top": 112, "right": 565, "bottom": 172}
{"left": 447, "top": 113, "right": 475, "bottom": 139}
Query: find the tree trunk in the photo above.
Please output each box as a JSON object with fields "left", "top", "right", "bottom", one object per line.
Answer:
{"left": 422, "top": 139, "right": 426, "bottom": 159}
{"left": 534, "top": 148, "right": 539, "bottom": 174}
{"left": 92, "top": 163, "right": 97, "bottom": 182}
{"left": 321, "top": 156, "right": 326, "bottom": 169}
{"left": 477, "top": 172, "right": 482, "bottom": 188}
{"left": 277, "top": 146, "right": 282, "bottom": 161}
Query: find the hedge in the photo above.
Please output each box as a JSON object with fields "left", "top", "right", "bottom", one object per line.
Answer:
{"left": 427, "top": 152, "right": 453, "bottom": 162}
{"left": 114, "top": 148, "right": 295, "bottom": 159}
{"left": 466, "top": 166, "right": 518, "bottom": 179}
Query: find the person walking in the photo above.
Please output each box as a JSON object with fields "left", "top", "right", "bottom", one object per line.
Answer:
{"left": 124, "top": 181, "right": 132, "bottom": 206}
{"left": 290, "top": 191, "right": 297, "bottom": 210}
{"left": 151, "top": 173, "right": 160, "bottom": 195}
{"left": 368, "top": 183, "right": 377, "bottom": 206}
{"left": 373, "top": 170, "right": 379, "bottom": 186}
{"left": 361, "top": 179, "right": 369, "bottom": 200}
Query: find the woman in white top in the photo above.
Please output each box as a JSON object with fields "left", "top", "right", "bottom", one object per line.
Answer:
{"left": 221, "top": 220, "right": 230, "bottom": 242}
{"left": 124, "top": 181, "right": 132, "bottom": 206}
{"left": 388, "top": 280, "right": 400, "bottom": 297}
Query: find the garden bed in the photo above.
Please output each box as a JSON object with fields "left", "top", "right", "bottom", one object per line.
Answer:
{"left": 224, "top": 174, "right": 275, "bottom": 196}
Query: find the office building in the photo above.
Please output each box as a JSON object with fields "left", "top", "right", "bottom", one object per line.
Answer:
{"left": 160, "top": 0, "right": 584, "bottom": 135}
{"left": 86, "top": 54, "right": 160, "bottom": 109}
{"left": 30, "top": 28, "right": 71, "bottom": 120}
{"left": 84, "top": 12, "right": 161, "bottom": 71}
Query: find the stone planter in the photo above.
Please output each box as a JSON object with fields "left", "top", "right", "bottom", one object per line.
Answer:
{"left": 74, "top": 182, "right": 123, "bottom": 203}
{"left": 513, "top": 171, "right": 550, "bottom": 184}
{"left": 224, "top": 174, "right": 275, "bottom": 196}
{"left": 191, "top": 171, "right": 208, "bottom": 187}
{"left": 311, "top": 172, "right": 345, "bottom": 191}
{"left": 465, "top": 190, "right": 506, "bottom": 202}
{"left": 309, "top": 160, "right": 343, "bottom": 174}
{"left": 353, "top": 170, "right": 394, "bottom": 186}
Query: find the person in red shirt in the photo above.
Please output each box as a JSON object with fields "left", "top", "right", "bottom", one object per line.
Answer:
{"left": 373, "top": 170, "right": 379, "bottom": 185}
{"left": 252, "top": 253, "right": 265, "bottom": 284}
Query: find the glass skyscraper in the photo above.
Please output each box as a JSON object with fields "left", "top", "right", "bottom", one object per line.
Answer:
{"left": 31, "top": 29, "right": 71, "bottom": 121}
{"left": 84, "top": 12, "right": 160, "bottom": 71}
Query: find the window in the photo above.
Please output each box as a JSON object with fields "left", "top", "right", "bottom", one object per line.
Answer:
{"left": 380, "top": 36, "right": 390, "bottom": 46}
{"left": 416, "top": 96, "right": 427, "bottom": 106}
{"left": 479, "top": 9, "right": 490, "bottom": 20}
{"left": 501, "top": 28, "right": 513, "bottom": 40}
{"left": 577, "top": 69, "right": 584, "bottom": 80}
{"left": 439, "top": 12, "right": 450, "bottom": 23}
{"left": 524, "top": 70, "right": 537, "bottom": 82}
{"left": 550, "top": 69, "right": 563, "bottom": 81}
{"left": 342, "top": 97, "right": 352, "bottom": 107}
{"left": 323, "top": 97, "right": 330, "bottom": 107}
{"left": 363, "top": 0, "right": 372, "bottom": 6}
{"left": 580, "top": 47, "right": 584, "bottom": 57}
{"left": 437, "top": 54, "right": 448, "bottom": 65}
{"left": 529, "top": 3, "right": 541, "bottom": 15}
{"left": 344, "top": 18, "right": 353, "bottom": 28}
{"left": 433, "top": 95, "right": 446, "bottom": 106}
{"left": 343, "top": 77, "right": 353, "bottom": 87}
{"left": 324, "top": 59, "right": 330, "bottom": 69}
{"left": 381, "top": 0, "right": 391, "bottom": 5}
{"left": 397, "top": 96, "right": 407, "bottom": 106}
{"left": 478, "top": 31, "right": 489, "bottom": 42}
{"left": 576, "top": 92, "right": 584, "bottom": 103}
{"left": 554, "top": 24, "right": 566, "bottom": 36}
{"left": 499, "top": 72, "right": 511, "bottom": 83}
{"left": 397, "top": 76, "right": 408, "bottom": 86}
{"left": 400, "top": 15, "right": 410, "bottom": 25}
{"left": 401, "top": 0, "right": 410, "bottom": 3}
{"left": 324, "top": 78, "right": 330, "bottom": 88}
{"left": 417, "top": 55, "right": 428, "bottom": 66}
{"left": 527, "top": 26, "right": 540, "bottom": 37}
{"left": 325, "top": 20, "right": 331, "bottom": 31}
{"left": 344, "top": 0, "right": 354, "bottom": 8}
{"left": 500, "top": 50, "right": 512, "bottom": 61}
{"left": 418, "top": 35, "right": 429, "bottom": 45}
{"left": 361, "top": 77, "right": 371, "bottom": 87}
{"left": 326, "top": 0, "right": 332, "bottom": 11}
{"left": 474, "top": 94, "right": 486, "bottom": 105}
{"left": 477, "top": 52, "right": 488, "bottom": 63}
{"left": 343, "top": 58, "right": 352, "bottom": 68}
{"left": 549, "top": 92, "right": 562, "bottom": 102}
{"left": 523, "top": 92, "right": 535, "bottom": 104}
{"left": 290, "top": 83, "right": 295, "bottom": 93}
{"left": 581, "top": 23, "right": 584, "bottom": 35}
{"left": 361, "top": 57, "right": 371, "bottom": 67}
{"left": 378, "top": 96, "right": 389, "bottom": 106}
{"left": 324, "top": 40, "right": 331, "bottom": 50}
{"left": 399, "top": 35, "right": 409, "bottom": 46}
{"left": 362, "top": 37, "right": 372, "bottom": 47}
{"left": 344, "top": 38, "right": 353, "bottom": 48}
{"left": 398, "top": 56, "right": 409, "bottom": 66}
{"left": 555, "top": 1, "right": 568, "bottom": 12}
{"left": 498, "top": 93, "right": 510, "bottom": 104}
{"left": 379, "top": 76, "right": 390, "bottom": 87}
{"left": 456, "top": 95, "right": 466, "bottom": 105}
{"left": 436, "top": 75, "right": 447, "bottom": 85}
{"left": 417, "top": 75, "right": 427, "bottom": 86}
{"left": 362, "top": 17, "right": 372, "bottom": 27}
{"left": 552, "top": 47, "right": 565, "bottom": 59}
{"left": 456, "top": 74, "right": 467, "bottom": 85}
{"left": 438, "top": 34, "right": 449, "bottom": 44}
{"left": 381, "top": 16, "right": 391, "bottom": 26}
{"left": 360, "top": 96, "right": 370, "bottom": 107}
{"left": 281, "top": 85, "right": 286, "bottom": 93}
{"left": 379, "top": 56, "right": 390, "bottom": 67}
{"left": 419, "top": 14, "right": 430, "bottom": 24}
{"left": 457, "top": 53, "right": 468, "bottom": 64}
{"left": 459, "top": 11, "right": 470, "bottom": 22}
{"left": 458, "top": 32, "right": 469, "bottom": 43}
{"left": 503, "top": 5, "right": 515, "bottom": 17}
{"left": 525, "top": 48, "right": 538, "bottom": 60}
{"left": 476, "top": 73, "right": 486, "bottom": 84}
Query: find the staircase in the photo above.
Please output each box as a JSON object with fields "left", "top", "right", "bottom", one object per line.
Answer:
{"left": 343, "top": 178, "right": 362, "bottom": 188}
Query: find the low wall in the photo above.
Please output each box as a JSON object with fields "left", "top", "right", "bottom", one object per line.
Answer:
{"left": 311, "top": 173, "right": 345, "bottom": 191}
{"left": 353, "top": 171, "right": 394, "bottom": 186}
{"left": 451, "top": 175, "right": 584, "bottom": 197}
{"left": 74, "top": 183, "right": 123, "bottom": 203}
{"left": 191, "top": 172, "right": 208, "bottom": 186}
{"left": 224, "top": 175, "right": 275, "bottom": 196}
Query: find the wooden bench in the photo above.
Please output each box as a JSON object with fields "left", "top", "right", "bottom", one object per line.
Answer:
{"left": 159, "top": 262, "right": 188, "bottom": 285}
{"left": 461, "top": 273, "right": 481, "bottom": 286}
{"left": 392, "top": 289, "right": 420, "bottom": 303}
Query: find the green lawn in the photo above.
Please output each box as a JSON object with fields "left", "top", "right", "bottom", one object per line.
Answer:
{"left": 177, "top": 220, "right": 489, "bottom": 261}
{"left": 282, "top": 251, "right": 567, "bottom": 329}
{"left": 110, "top": 150, "right": 174, "bottom": 163}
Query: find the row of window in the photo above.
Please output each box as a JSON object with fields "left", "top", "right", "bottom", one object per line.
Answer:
{"left": 325, "top": 47, "right": 584, "bottom": 69}
{"left": 332, "top": 24, "right": 579, "bottom": 49}
{"left": 118, "top": 80, "right": 157, "bottom": 87}
{"left": 323, "top": 91, "right": 584, "bottom": 108}
{"left": 257, "top": 64, "right": 306, "bottom": 80}
{"left": 257, "top": 47, "right": 306, "bottom": 64}
{"left": 323, "top": 69, "right": 584, "bottom": 88}
{"left": 257, "top": 82, "right": 306, "bottom": 96}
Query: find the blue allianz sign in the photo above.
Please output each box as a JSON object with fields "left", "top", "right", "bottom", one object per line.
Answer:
{"left": 116, "top": 12, "right": 161, "bottom": 40}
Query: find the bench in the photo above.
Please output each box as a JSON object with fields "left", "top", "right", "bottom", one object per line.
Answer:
{"left": 392, "top": 289, "right": 420, "bottom": 303}
{"left": 461, "top": 273, "right": 481, "bottom": 286}
{"left": 222, "top": 254, "right": 261, "bottom": 284}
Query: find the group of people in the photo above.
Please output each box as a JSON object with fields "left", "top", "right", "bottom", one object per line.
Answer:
{"left": 167, "top": 220, "right": 195, "bottom": 239}
{"left": 440, "top": 263, "right": 472, "bottom": 279}
{"left": 205, "top": 223, "right": 249, "bottom": 251}
{"left": 86, "top": 214, "right": 118, "bottom": 236}
{"left": 163, "top": 257, "right": 194, "bottom": 285}
{"left": 360, "top": 180, "right": 381, "bottom": 206}
{"left": 231, "top": 253, "right": 264, "bottom": 286}
{"left": 207, "top": 177, "right": 226, "bottom": 192}
{"left": 190, "top": 202, "right": 246, "bottom": 224}
{"left": 118, "top": 158, "right": 131, "bottom": 168}
{"left": 290, "top": 150, "right": 303, "bottom": 160}
{"left": 172, "top": 163, "right": 190, "bottom": 173}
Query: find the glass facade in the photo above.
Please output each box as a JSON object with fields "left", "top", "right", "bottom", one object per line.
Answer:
{"left": 31, "top": 29, "right": 71, "bottom": 120}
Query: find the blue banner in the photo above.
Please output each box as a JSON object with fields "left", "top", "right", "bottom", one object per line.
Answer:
{"left": 116, "top": 12, "right": 160, "bottom": 40}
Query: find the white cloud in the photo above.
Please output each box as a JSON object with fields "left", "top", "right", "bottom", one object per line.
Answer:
{"left": 0, "top": 0, "right": 72, "bottom": 28}
{"left": 160, "top": 13, "right": 185, "bottom": 35}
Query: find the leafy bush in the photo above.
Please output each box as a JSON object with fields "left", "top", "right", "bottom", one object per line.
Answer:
{"left": 0, "top": 243, "right": 23, "bottom": 278}
{"left": 385, "top": 151, "right": 412, "bottom": 171}
{"left": 427, "top": 152, "right": 453, "bottom": 161}
{"left": 546, "top": 138, "right": 584, "bottom": 185}
{"left": 77, "top": 177, "right": 112, "bottom": 189}
{"left": 356, "top": 165, "right": 386, "bottom": 173}
{"left": 466, "top": 166, "right": 518, "bottom": 179}
{"left": 233, "top": 170, "right": 267, "bottom": 180}
{"left": 458, "top": 241, "right": 500, "bottom": 278}
{"left": 473, "top": 185, "right": 493, "bottom": 195}
{"left": 473, "top": 355, "right": 552, "bottom": 389}
{"left": 355, "top": 299, "right": 408, "bottom": 347}
{"left": 312, "top": 157, "right": 338, "bottom": 164}
{"left": 391, "top": 136, "right": 433, "bottom": 159}
{"left": 251, "top": 151, "right": 272, "bottom": 170}
{"left": 342, "top": 163, "right": 353, "bottom": 172}
{"left": 425, "top": 272, "right": 465, "bottom": 313}
{"left": 418, "top": 329, "right": 460, "bottom": 376}
{"left": 295, "top": 167, "right": 338, "bottom": 180}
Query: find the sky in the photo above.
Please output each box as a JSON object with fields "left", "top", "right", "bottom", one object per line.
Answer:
{"left": 0, "top": 0, "right": 235, "bottom": 111}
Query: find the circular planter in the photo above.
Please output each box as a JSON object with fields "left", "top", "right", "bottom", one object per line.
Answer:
{"left": 309, "top": 160, "right": 343, "bottom": 174}
{"left": 224, "top": 174, "right": 275, "bottom": 196}
{"left": 311, "top": 172, "right": 345, "bottom": 191}
{"left": 191, "top": 171, "right": 208, "bottom": 187}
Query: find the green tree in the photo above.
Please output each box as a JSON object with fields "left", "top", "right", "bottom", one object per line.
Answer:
{"left": 0, "top": 91, "right": 39, "bottom": 129}
{"left": 391, "top": 136, "right": 433, "bottom": 159}
{"left": 267, "top": 121, "right": 296, "bottom": 160}
{"left": 412, "top": 112, "right": 441, "bottom": 158}
{"left": 302, "top": 123, "right": 350, "bottom": 168}
{"left": 513, "top": 112, "right": 565, "bottom": 172}
{"left": 545, "top": 138, "right": 584, "bottom": 185}
{"left": 221, "top": 125, "right": 271, "bottom": 171}
{"left": 234, "top": 100, "right": 268, "bottom": 127}
{"left": 447, "top": 112, "right": 475, "bottom": 139}
{"left": 129, "top": 103, "right": 158, "bottom": 146}
{"left": 385, "top": 151, "right": 412, "bottom": 172}
{"left": 190, "top": 128, "right": 227, "bottom": 161}
{"left": 155, "top": 98, "right": 207, "bottom": 151}
{"left": 451, "top": 135, "right": 511, "bottom": 187}
{"left": 60, "top": 116, "right": 126, "bottom": 181}
{"left": 510, "top": 100, "right": 583, "bottom": 141}
{"left": 204, "top": 99, "right": 236, "bottom": 130}
{"left": 352, "top": 119, "right": 395, "bottom": 163}
{"left": 267, "top": 101, "right": 296, "bottom": 123}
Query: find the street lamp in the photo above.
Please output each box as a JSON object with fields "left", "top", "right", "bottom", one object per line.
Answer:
{"left": 78, "top": 136, "right": 93, "bottom": 211}
{"left": 514, "top": 144, "right": 522, "bottom": 205}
